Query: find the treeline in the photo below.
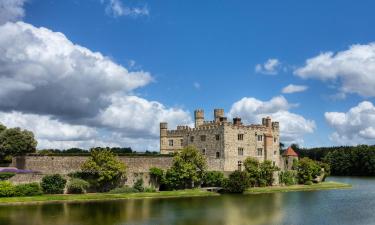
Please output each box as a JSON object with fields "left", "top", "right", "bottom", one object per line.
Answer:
{"left": 35, "top": 147, "right": 159, "bottom": 156}
{"left": 289, "top": 144, "right": 375, "bottom": 176}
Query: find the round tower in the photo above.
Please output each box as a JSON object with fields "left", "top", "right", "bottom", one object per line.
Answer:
{"left": 194, "top": 109, "right": 204, "bottom": 128}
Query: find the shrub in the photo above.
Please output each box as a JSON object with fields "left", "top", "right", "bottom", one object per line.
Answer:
{"left": 144, "top": 187, "right": 156, "bottom": 192}
{"left": 109, "top": 186, "right": 138, "bottom": 194}
{"left": 149, "top": 167, "right": 164, "bottom": 188}
{"left": 41, "top": 174, "right": 67, "bottom": 194}
{"left": 0, "top": 172, "right": 16, "bottom": 181}
{"left": 14, "top": 183, "right": 42, "bottom": 196}
{"left": 304, "top": 181, "right": 313, "bottom": 185}
{"left": 202, "top": 171, "right": 225, "bottom": 187}
{"left": 280, "top": 171, "right": 297, "bottom": 186}
{"left": 67, "top": 178, "right": 90, "bottom": 194}
{"left": 133, "top": 179, "right": 144, "bottom": 192}
{"left": 0, "top": 181, "right": 15, "bottom": 197}
{"left": 224, "top": 171, "right": 250, "bottom": 193}
{"left": 295, "top": 158, "right": 321, "bottom": 184}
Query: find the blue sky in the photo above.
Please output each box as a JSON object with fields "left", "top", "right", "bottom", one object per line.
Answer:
{"left": 0, "top": 0, "right": 375, "bottom": 150}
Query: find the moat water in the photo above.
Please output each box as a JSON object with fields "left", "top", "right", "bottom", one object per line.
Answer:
{"left": 1, "top": 177, "right": 374, "bottom": 225}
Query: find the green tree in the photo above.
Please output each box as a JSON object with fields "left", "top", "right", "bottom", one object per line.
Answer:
{"left": 0, "top": 124, "right": 6, "bottom": 133}
{"left": 80, "top": 149, "right": 126, "bottom": 192}
{"left": 202, "top": 171, "right": 225, "bottom": 187}
{"left": 0, "top": 127, "right": 37, "bottom": 157}
{"left": 41, "top": 174, "right": 67, "bottom": 194}
{"left": 244, "top": 157, "right": 260, "bottom": 187}
{"left": 224, "top": 171, "right": 250, "bottom": 193}
{"left": 258, "top": 160, "right": 279, "bottom": 186}
{"left": 295, "top": 157, "right": 321, "bottom": 184}
{"left": 164, "top": 146, "right": 207, "bottom": 189}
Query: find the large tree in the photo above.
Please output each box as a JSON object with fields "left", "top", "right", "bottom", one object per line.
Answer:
{"left": 0, "top": 127, "right": 37, "bottom": 157}
{"left": 165, "top": 146, "right": 207, "bottom": 189}
{"left": 80, "top": 149, "right": 126, "bottom": 192}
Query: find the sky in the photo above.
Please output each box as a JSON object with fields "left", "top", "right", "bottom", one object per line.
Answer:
{"left": 1, "top": 0, "right": 375, "bottom": 150}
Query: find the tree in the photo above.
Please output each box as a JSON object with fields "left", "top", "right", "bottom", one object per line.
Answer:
{"left": 0, "top": 124, "right": 6, "bottom": 133}
{"left": 0, "top": 127, "right": 37, "bottom": 157}
{"left": 202, "top": 171, "right": 225, "bottom": 187}
{"left": 244, "top": 157, "right": 260, "bottom": 187}
{"left": 80, "top": 149, "right": 126, "bottom": 192}
{"left": 224, "top": 171, "right": 250, "bottom": 193}
{"left": 41, "top": 174, "right": 67, "bottom": 194}
{"left": 295, "top": 157, "right": 321, "bottom": 184}
{"left": 164, "top": 146, "right": 207, "bottom": 189}
{"left": 259, "top": 160, "right": 279, "bottom": 186}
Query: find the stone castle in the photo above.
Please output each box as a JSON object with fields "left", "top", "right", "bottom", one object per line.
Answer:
{"left": 160, "top": 108, "right": 284, "bottom": 171}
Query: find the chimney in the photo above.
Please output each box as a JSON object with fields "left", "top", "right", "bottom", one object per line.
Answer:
{"left": 214, "top": 109, "right": 224, "bottom": 122}
{"left": 233, "top": 117, "right": 242, "bottom": 126}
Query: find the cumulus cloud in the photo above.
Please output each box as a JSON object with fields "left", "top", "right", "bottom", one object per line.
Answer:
{"left": 0, "top": 0, "right": 27, "bottom": 24}
{"left": 0, "top": 22, "right": 152, "bottom": 119}
{"left": 295, "top": 43, "right": 375, "bottom": 97}
{"left": 282, "top": 84, "right": 308, "bottom": 94}
{"left": 229, "top": 96, "right": 316, "bottom": 144}
{"left": 102, "top": 0, "right": 149, "bottom": 17}
{"left": 255, "top": 58, "right": 281, "bottom": 75}
{"left": 325, "top": 101, "right": 375, "bottom": 145}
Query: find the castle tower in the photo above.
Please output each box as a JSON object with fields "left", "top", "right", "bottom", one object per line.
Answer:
{"left": 262, "top": 116, "right": 272, "bottom": 129}
{"left": 160, "top": 122, "right": 168, "bottom": 154}
{"left": 194, "top": 109, "right": 204, "bottom": 128}
{"left": 214, "top": 109, "right": 224, "bottom": 122}
{"left": 282, "top": 146, "right": 299, "bottom": 170}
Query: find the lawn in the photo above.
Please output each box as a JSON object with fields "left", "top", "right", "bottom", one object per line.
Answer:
{"left": 245, "top": 181, "right": 352, "bottom": 194}
{"left": 0, "top": 189, "right": 219, "bottom": 205}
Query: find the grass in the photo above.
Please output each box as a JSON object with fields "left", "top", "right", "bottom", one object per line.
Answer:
{"left": 0, "top": 189, "right": 218, "bottom": 205}
{"left": 245, "top": 181, "right": 352, "bottom": 194}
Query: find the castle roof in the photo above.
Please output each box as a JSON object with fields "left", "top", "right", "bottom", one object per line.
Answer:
{"left": 283, "top": 146, "right": 298, "bottom": 157}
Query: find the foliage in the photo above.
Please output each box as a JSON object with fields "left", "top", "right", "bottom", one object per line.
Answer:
{"left": 164, "top": 146, "right": 207, "bottom": 189}
{"left": 41, "top": 174, "right": 67, "bottom": 194}
{"left": 294, "top": 158, "right": 321, "bottom": 184}
{"left": 202, "top": 171, "right": 225, "bottom": 187}
{"left": 279, "top": 171, "right": 297, "bottom": 186}
{"left": 0, "top": 181, "right": 15, "bottom": 197}
{"left": 244, "top": 157, "right": 279, "bottom": 187}
{"left": 0, "top": 172, "right": 16, "bottom": 181}
{"left": 109, "top": 186, "right": 138, "bottom": 194}
{"left": 149, "top": 167, "right": 164, "bottom": 188}
{"left": 0, "top": 127, "right": 37, "bottom": 158}
{"left": 304, "top": 181, "right": 313, "bottom": 185}
{"left": 14, "top": 183, "right": 43, "bottom": 196}
{"left": 224, "top": 171, "right": 250, "bottom": 193}
{"left": 80, "top": 149, "right": 126, "bottom": 192}
{"left": 133, "top": 179, "right": 144, "bottom": 192}
{"left": 67, "top": 178, "right": 90, "bottom": 194}
{"left": 144, "top": 186, "right": 156, "bottom": 192}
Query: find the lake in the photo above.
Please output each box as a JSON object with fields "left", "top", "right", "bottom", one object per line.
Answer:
{"left": 1, "top": 177, "right": 374, "bottom": 225}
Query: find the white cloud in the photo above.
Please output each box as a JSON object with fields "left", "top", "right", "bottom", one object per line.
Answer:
{"left": 102, "top": 0, "right": 149, "bottom": 18}
{"left": 0, "top": 0, "right": 27, "bottom": 24}
{"left": 325, "top": 101, "right": 375, "bottom": 145}
{"left": 295, "top": 43, "right": 375, "bottom": 97}
{"left": 282, "top": 84, "right": 308, "bottom": 94}
{"left": 255, "top": 58, "right": 281, "bottom": 75}
{"left": 0, "top": 22, "right": 152, "bottom": 118}
{"left": 229, "top": 96, "right": 315, "bottom": 144}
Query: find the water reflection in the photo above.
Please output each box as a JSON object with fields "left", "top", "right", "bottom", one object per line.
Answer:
{"left": 1, "top": 177, "right": 375, "bottom": 225}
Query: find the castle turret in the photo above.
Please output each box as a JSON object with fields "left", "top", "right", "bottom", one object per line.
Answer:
{"left": 282, "top": 146, "right": 299, "bottom": 170}
{"left": 214, "top": 109, "right": 224, "bottom": 122}
{"left": 160, "top": 122, "right": 168, "bottom": 154}
{"left": 262, "top": 116, "right": 272, "bottom": 129}
{"left": 194, "top": 109, "right": 204, "bottom": 128}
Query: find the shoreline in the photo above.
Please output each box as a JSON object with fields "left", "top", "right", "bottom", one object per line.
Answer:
{"left": 0, "top": 181, "right": 351, "bottom": 205}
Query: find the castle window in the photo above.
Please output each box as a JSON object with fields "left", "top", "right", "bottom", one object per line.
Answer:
{"left": 274, "top": 150, "right": 277, "bottom": 155}
{"left": 257, "top": 135, "right": 263, "bottom": 142}
{"left": 180, "top": 139, "right": 184, "bottom": 146}
{"left": 257, "top": 148, "right": 263, "bottom": 156}
{"left": 274, "top": 137, "right": 277, "bottom": 143}
{"left": 216, "top": 152, "right": 220, "bottom": 158}
{"left": 238, "top": 147, "right": 244, "bottom": 156}
{"left": 215, "top": 134, "right": 220, "bottom": 141}
{"left": 238, "top": 134, "right": 244, "bottom": 141}
{"left": 190, "top": 136, "right": 194, "bottom": 142}
{"left": 169, "top": 140, "right": 174, "bottom": 146}
{"left": 200, "top": 135, "right": 206, "bottom": 141}
{"left": 202, "top": 148, "right": 206, "bottom": 155}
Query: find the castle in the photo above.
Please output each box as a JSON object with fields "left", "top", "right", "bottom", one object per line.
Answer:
{"left": 160, "top": 108, "right": 285, "bottom": 171}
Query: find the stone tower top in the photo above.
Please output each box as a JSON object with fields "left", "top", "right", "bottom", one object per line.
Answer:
{"left": 194, "top": 109, "right": 204, "bottom": 128}
{"left": 214, "top": 109, "right": 224, "bottom": 122}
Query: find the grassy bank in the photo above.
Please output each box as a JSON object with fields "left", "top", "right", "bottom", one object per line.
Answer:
{"left": 245, "top": 181, "right": 352, "bottom": 194}
{"left": 0, "top": 189, "right": 218, "bottom": 205}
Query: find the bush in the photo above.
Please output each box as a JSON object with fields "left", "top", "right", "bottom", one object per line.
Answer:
{"left": 144, "top": 187, "right": 156, "bottom": 192}
{"left": 202, "top": 171, "right": 225, "bottom": 187}
{"left": 0, "top": 181, "right": 15, "bottom": 197}
{"left": 109, "top": 186, "right": 138, "bottom": 194}
{"left": 295, "top": 158, "right": 321, "bottom": 184}
{"left": 41, "top": 174, "right": 67, "bottom": 194}
{"left": 304, "top": 181, "right": 313, "bottom": 185}
{"left": 67, "top": 178, "right": 90, "bottom": 194}
{"left": 224, "top": 171, "right": 250, "bottom": 193}
{"left": 280, "top": 171, "right": 297, "bottom": 186}
{"left": 0, "top": 172, "right": 15, "bottom": 181}
{"left": 133, "top": 179, "right": 144, "bottom": 192}
{"left": 149, "top": 167, "right": 164, "bottom": 188}
{"left": 14, "top": 183, "right": 42, "bottom": 196}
